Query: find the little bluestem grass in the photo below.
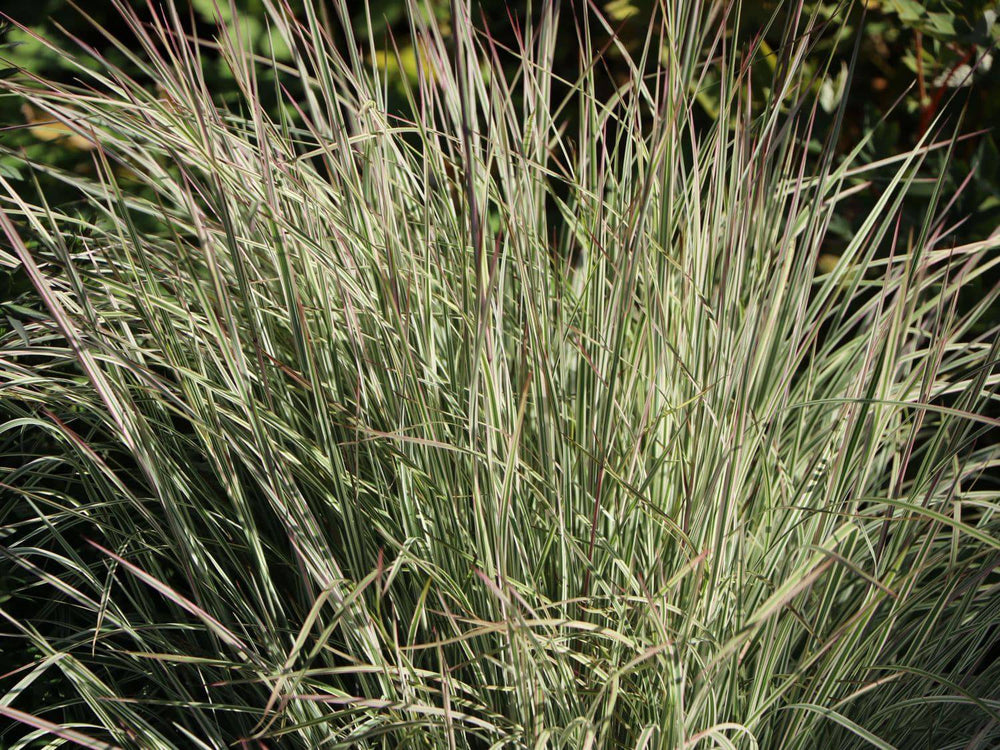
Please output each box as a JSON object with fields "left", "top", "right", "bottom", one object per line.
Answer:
{"left": 1, "top": 1, "right": 999, "bottom": 747}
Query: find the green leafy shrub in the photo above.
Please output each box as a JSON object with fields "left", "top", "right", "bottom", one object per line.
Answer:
{"left": 1, "top": 1, "right": 998, "bottom": 747}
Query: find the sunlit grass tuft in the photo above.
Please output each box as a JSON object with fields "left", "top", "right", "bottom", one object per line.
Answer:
{"left": 1, "top": 1, "right": 998, "bottom": 747}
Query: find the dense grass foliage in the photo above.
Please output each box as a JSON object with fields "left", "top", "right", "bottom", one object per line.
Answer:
{"left": 1, "top": 1, "right": 999, "bottom": 747}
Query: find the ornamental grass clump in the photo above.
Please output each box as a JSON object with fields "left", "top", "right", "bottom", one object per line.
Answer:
{"left": 1, "top": 0, "right": 998, "bottom": 747}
